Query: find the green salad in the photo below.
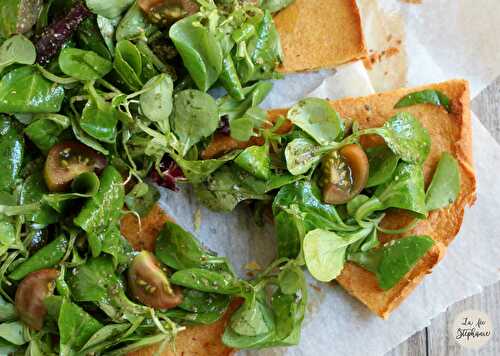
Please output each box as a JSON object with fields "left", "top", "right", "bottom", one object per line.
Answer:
{"left": 0, "top": 0, "right": 461, "bottom": 354}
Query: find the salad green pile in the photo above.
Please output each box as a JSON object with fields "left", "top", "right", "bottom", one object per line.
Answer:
{"left": 0, "top": 0, "right": 462, "bottom": 354}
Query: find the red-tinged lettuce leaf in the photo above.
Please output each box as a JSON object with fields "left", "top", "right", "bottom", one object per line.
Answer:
{"left": 150, "top": 155, "right": 186, "bottom": 191}
{"left": 35, "top": 1, "right": 92, "bottom": 64}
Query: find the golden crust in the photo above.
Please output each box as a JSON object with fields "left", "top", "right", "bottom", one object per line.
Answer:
{"left": 120, "top": 206, "right": 235, "bottom": 356}
{"left": 275, "top": 0, "right": 367, "bottom": 73}
{"left": 269, "top": 79, "right": 476, "bottom": 318}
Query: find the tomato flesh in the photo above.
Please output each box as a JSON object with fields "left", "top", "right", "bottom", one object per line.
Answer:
{"left": 44, "top": 141, "right": 107, "bottom": 192}
{"left": 321, "top": 144, "right": 369, "bottom": 205}
{"left": 128, "top": 251, "right": 183, "bottom": 309}
{"left": 15, "top": 268, "right": 59, "bottom": 330}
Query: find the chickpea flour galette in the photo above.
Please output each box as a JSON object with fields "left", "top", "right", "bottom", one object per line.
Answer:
{"left": 122, "top": 79, "right": 475, "bottom": 354}
{"left": 0, "top": 0, "right": 474, "bottom": 355}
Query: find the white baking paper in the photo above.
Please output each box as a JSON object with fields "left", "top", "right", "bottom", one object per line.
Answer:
{"left": 358, "top": 0, "right": 500, "bottom": 97}
{"left": 157, "top": 1, "right": 500, "bottom": 355}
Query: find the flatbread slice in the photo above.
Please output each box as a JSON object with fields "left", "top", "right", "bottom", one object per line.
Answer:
{"left": 268, "top": 79, "right": 476, "bottom": 318}
{"left": 275, "top": 0, "right": 367, "bottom": 72}
{"left": 120, "top": 205, "right": 236, "bottom": 356}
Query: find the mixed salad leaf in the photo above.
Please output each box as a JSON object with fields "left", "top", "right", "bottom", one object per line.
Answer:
{"left": 0, "top": 0, "right": 462, "bottom": 354}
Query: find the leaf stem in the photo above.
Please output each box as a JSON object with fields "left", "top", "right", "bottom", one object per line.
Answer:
{"left": 355, "top": 197, "right": 384, "bottom": 222}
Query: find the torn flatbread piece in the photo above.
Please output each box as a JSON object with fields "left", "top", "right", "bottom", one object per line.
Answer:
{"left": 275, "top": 0, "right": 367, "bottom": 72}
{"left": 121, "top": 205, "right": 236, "bottom": 356}
{"left": 268, "top": 79, "right": 475, "bottom": 318}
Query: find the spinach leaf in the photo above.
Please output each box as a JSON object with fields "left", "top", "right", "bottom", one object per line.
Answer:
{"left": 155, "top": 221, "right": 234, "bottom": 272}
{"left": 140, "top": 74, "right": 173, "bottom": 134}
{"left": 77, "top": 17, "right": 112, "bottom": 61}
{"left": 171, "top": 268, "right": 241, "bottom": 294}
{"left": 303, "top": 227, "right": 372, "bottom": 282}
{"left": 272, "top": 181, "right": 351, "bottom": 232}
{"left": 375, "top": 162, "right": 427, "bottom": 215}
{"left": 74, "top": 166, "right": 125, "bottom": 257}
{"left": 356, "top": 162, "right": 427, "bottom": 220}
{"left": 85, "top": 0, "right": 134, "bottom": 19}
{"left": 165, "top": 307, "right": 227, "bottom": 325}
{"left": 136, "top": 40, "right": 165, "bottom": 75}
{"left": 268, "top": 265, "right": 307, "bottom": 347}
{"left": 346, "top": 194, "right": 369, "bottom": 217}
{"left": 285, "top": 137, "right": 330, "bottom": 175}
{"left": 58, "top": 298, "right": 102, "bottom": 355}
{"left": 59, "top": 48, "right": 112, "bottom": 80}
{"left": 114, "top": 40, "right": 143, "bottom": 91}
{"left": 223, "top": 316, "right": 275, "bottom": 348}
{"left": 234, "top": 144, "right": 271, "bottom": 180}
{"left": 170, "top": 14, "right": 223, "bottom": 91}
{"left": 67, "top": 256, "right": 121, "bottom": 303}
{"left": 172, "top": 89, "right": 219, "bottom": 156}
{"left": 230, "top": 297, "right": 272, "bottom": 336}
{"left": 101, "top": 224, "right": 134, "bottom": 267}
{"left": 0, "top": 221, "right": 15, "bottom": 256}
{"left": 236, "top": 10, "right": 282, "bottom": 83}
{"left": 170, "top": 150, "right": 240, "bottom": 184}
{"left": 220, "top": 54, "right": 244, "bottom": 101}
{"left": 218, "top": 81, "right": 272, "bottom": 121}
{"left": 79, "top": 324, "right": 129, "bottom": 354}
{"left": 358, "top": 112, "right": 431, "bottom": 164}
{"left": 366, "top": 145, "right": 400, "bottom": 187}
{"left": 0, "top": 339, "right": 18, "bottom": 355}
{"left": 287, "top": 98, "right": 342, "bottom": 145}
{"left": 67, "top": 256, "right": 147, "bottom": 320}
{"left": 20, "top": 170, "right": 60, "bottom": 225}
{"left": 346, "top": 225, "right": 380, "bottom": 256}
{"left": 80, "top": 86, "right": 118, "bottom": 143}
{"left": 229, "top": 107, "right": 267, "bottom": 142}
{"left": 195, "top": 163, "right": 300, "bottom": 212}
{"left": 348, "top": 235, "right": 435, "bottom": 290}
{"left": 426, "top": 152, "right": 460, "bottom": 211}
{"left": 104, "top": 335, "right": 174, "bottom": 356}
{"left": 24, "top": 113, "right": 70, "bottom": 153}
{"left": 0, "top": 66, "right": 64, "bottom": 113}
{"left": 223, "top": 262, "right": 307, "bottom": 349}
{"left": 178, "top": 289, "right": 231, "bottom": 314}
{"left": 0, "top": 296, "right": 16, "bottom": 322}
{"left": 395, "top": 89, "right": 452, "bottom": 113}
{"left": 97, "top": 15, "right": 119, "bottom": 56}
{"left": 0, "top": 34, "right": 36, "bottom": 74}
{"left": 0, "top": 116, "right": 24, "bottom": 192}
{"left": 116, "top": 2, "right": 151, "bottom": 41}
{"left": 194, "top": 184, "right": 259, "bottom": 212}
{"left": 9, "top": 234, "right": 67, "bottom": 280}
{"left": 156, "top": 221, "right": 208, "bottom": 270}
{"left": 71, "top": 116, "right": 110, "bottom": 155}
{"left": 167, "top": 290, "right": 231, "bottom": 325}
{"left": 0, "top": 321, "right": 26, "bottom": 345}
{"left": 274, "top": 210, "right": 304, "bottom": 259}
{"left": 207, "top": 164, "right": 299, "bottom": 196}
{"left": 125, "top": 182, "right": 160, "bottom": 217}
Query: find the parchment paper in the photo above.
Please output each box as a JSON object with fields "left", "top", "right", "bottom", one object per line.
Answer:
{"left": 358, "top": 0, "right": 500, "bottom": 97}
{"left": 158, "top": 1, "right": 500, "bottom": 354}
